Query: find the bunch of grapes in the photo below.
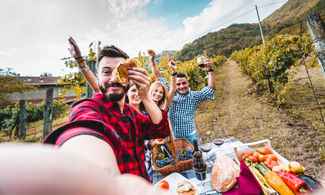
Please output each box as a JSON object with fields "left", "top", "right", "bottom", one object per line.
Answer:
{"left": 176, "top": 151, "right": 183, "bottom": 161}
{"left": 155, "top": 159, "right": 170, "bottom": 168}
{"left": 183, "top": 149, "right": 193, "bottom": 160}
{"left": 176, "top": 148, "right": 193, "bottom": 161}
{"left": 155, "top": 152, "right": 175, "bottom": 168}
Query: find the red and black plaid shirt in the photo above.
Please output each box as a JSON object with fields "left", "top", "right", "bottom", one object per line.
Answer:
{"left": 44, "top": 93, "right": 170, "bottom": 182}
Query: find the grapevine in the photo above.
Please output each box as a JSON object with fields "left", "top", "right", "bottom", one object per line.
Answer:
{"left": 230, "top": 34, "right": 316, "bottom": 104}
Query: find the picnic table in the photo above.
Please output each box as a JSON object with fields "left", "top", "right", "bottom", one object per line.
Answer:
{"left": 151, "top": 137, "right": 249, "bottom": 195}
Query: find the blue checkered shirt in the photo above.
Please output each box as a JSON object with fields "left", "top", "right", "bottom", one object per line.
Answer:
{"left": 158, "top": 77, "right": 216, "bottom": 137}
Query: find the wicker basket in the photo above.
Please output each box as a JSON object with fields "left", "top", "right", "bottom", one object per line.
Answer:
{"left": 152, "top": 121, "right": 194, "bottom": 176}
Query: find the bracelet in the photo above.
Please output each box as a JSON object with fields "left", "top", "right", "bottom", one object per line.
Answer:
{"left": 207, "top": 69, "right": 214, "bottom": 72}
{"left": 78, "top": 64, "right": 89, "bottom": 72}
{"left": 171, "top": 72, "right": 177, "bottom": 76}
{"left": 75, "top": 56, "right": 83, "bottom": 59}
{"left": 77, "top": 59, "right": 85, "bottom": 64}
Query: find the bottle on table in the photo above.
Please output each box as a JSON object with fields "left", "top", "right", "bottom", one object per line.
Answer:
{"left": 192, "top": 140, "right": 207, "bottom": 180}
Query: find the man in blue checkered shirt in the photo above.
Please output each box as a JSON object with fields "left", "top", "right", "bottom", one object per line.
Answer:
{"left": 150, "top": 57, "right": 216, "bottom": 146}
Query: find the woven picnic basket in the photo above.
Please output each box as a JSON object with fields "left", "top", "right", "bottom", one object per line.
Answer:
{"left": 152, "top": 121, "right": 194, "bottom": 176}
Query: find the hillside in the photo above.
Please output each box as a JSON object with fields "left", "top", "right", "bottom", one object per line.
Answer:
{"left": 173, "top": 24, "right": 262, "bottom": 61}
{"left": 173, "top": 0, "right": 324, "bottom": 61}
{"left": 263, "top": 0, "right": 325, "bottom": 36}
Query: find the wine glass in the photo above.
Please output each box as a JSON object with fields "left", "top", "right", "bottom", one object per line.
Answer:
{"left": 197, "top": 56, "right": 206, "bottom": 68}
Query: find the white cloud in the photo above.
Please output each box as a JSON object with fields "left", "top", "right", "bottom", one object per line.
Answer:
{"left": 0, "top": 50, "right": 12, "bottom": 57}
{"left": 0, "top": 0, "right": 287, "bottom": 76}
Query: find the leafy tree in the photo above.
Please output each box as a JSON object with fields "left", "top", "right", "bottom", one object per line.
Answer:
{"left": 40, "top": 72, "right": 53, "bottom": 77}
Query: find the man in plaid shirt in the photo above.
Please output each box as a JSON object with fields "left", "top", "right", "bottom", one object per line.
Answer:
{"left": 44, "top": 37, "right": 170, "bottom": 182}
{"left": 150, "top": 58, "right": 216, "bottom": 146}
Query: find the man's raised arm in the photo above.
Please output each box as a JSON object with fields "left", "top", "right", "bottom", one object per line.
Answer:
{"left": 205, "top": 57, "right": 216, "bottom": 90}
{"left": 68, "top": 37, "right": 100, "bottom": 93}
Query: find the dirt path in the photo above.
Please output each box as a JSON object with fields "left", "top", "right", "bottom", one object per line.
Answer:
{"left": 195, "top": 60, "right": 324, "bottom": 180}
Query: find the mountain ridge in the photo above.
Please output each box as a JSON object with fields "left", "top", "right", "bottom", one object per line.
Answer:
{"left": 173, "top": 0, "right": 325, "bottom": 61}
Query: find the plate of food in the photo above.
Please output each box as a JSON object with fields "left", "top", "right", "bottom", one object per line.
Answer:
{"left": 155, "top": 172, "right": 200, "bottom": 195}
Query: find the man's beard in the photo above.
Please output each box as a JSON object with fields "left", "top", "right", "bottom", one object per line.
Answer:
{"left": 99, "top": 82, "right": 129, "bottom": 102}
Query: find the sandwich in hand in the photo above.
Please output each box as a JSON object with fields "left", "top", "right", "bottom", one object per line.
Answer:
{"left": 147, "top": 49, "right": 156, "bottom": 57}
{"left": 113, "top": 59, "right": 138, "bottom": 86}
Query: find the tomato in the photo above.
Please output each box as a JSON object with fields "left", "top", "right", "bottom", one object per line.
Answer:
{"left": 157, "top": 180, "right": 169, "bottom": 190}
{"left": 156, "top": 138, "right": 163, "bottom": 142}
{"left": 257, "top": 154, "right": 266, "bottom": 162}
{"left": 270, "top": 160, "right": 279, "bottom": 168}
{"left": 247, "top": 155, "right": 258, "bottom": 163}
{"left": 257, "top": 148, "right": 272, "bottom": 155}
{"left": 252, "top": 151, "right": 260, "bottom": 159}
{"left": 241, "top": 151, "right": 251, "bottom": 159}
{"left": 266, "top": 154, "right": 278, "bottom": 161}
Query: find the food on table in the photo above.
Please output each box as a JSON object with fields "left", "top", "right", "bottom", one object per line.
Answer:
{"left": 176, "top": 181, "right": 198, "bottom": 195}
{"left": 257, "top": 147, "right": 272, "bottom": 155}
{"left": 264, "top": 155, "right": 279, "bottom": 170}
{"left": 275, "top": 171, "right": 310, "bottom": 194}
{"left": 245, "top": 159, "right": 278, "bottom": 195}
{"left": 247, "top": 155, "right": 258, "bottom": 163}
{"left": 160, "top": 144, "right": 173, "bottom": 159}
{"left": 155, "top": 150, "right": 173, "bottom": 168}
{"left": 272, "top": 164, "right": 289, "bottom": 172}
{"left": 255, "top": 162, "right": 294, "bottom": 195}
{"left": 240, "top": 151, "right": 251, "bottom": 159}
{"left": 211, "top": 153, "right": 240, "bottom": 192}
{"left": 257, "top": 153, "right": 266, "bottom": 162}
{"left": 157, "top": 180, "right": 169, "bottom": 191}
{"left": 288, "top": 161, "right": 306, "bottom": 173}
{"left": 176, "top": 148, "right": 193, "bottom": 161}
{"left": 252, "top": 151, "right": 260, "bottom": 159}
{"left": 265, "top": 154, "right": 278, "bottom": 161}
{"left": 299, "top": 174, "right": 322, "bottom": 192}
{"left": 112, "top": 59, "right": 138, "bottom": 86}
{"left": 155, "top": 147, "right": 192, "bottom": 168}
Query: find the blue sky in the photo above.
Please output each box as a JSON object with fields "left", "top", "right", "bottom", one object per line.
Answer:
{"left": 0, "top": 0, "right": 287, "bottom": 76}
{"left": 144, "top": 0, "right": 212, "bottom": 28}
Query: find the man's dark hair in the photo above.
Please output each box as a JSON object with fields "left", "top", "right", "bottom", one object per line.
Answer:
{"left": 176, "top": 72, "right": 187, "bottom": 80}
{"left": 97, "top": 45, "right": 129, "bottom": 66}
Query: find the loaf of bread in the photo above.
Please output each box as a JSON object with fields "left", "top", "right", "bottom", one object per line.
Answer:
{"left": 210, "top": 153, "right": 240, "bottom": 192}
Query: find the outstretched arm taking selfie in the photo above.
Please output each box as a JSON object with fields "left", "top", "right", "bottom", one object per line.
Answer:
{"left": 148, "top": 50, "right": 162, "bottom": 79}
{"left": 68, "top": 37, "right": 100, "bottom": 93}
{"left": 0, "top": 144, "right": 170, "bottom": 195}
{"left": 60, "top": 133, "right": 121, "bottom": 176}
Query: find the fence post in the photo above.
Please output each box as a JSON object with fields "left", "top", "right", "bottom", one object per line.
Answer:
{"left": 19, "top": 100, "right": 26, "bottom": 139}
{"left": 86, "top": 60, "right": 97, "bottom": 98}
{"left": 43, "top": 88, "right": 53, "bottom": 140}
{"left": 306, "top": 12, "right": 325, "bottom": 79}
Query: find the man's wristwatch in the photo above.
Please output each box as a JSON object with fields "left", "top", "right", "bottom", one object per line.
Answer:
{"left": 78, "top": 64, "right": 89, "bottom": 72}
{"left": 171, "top": 72, "right": 177, "bottom": 76}
{"left": 207, "top": 69, "right": 214, "bottom": 72}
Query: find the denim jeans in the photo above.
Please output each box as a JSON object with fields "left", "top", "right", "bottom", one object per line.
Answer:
{"left": 176, "top": 132, "right": 200, "bottom": 147}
